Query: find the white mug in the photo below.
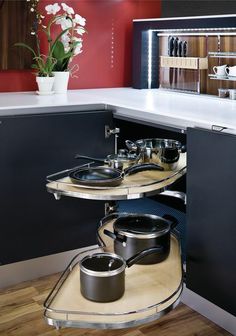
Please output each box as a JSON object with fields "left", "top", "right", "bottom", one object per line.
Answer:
{"left": 213, "top": 64, "right": 227, "bottom": 76}
{"left": 225, "top": 65, "right": 236, "bottom": 77}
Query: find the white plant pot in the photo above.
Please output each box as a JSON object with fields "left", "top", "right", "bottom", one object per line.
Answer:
{"left": 36, "top": 76, "right": 54, "bottom": 94}
{"left": 52, "top": 71, "right": 70, "bottom": 94}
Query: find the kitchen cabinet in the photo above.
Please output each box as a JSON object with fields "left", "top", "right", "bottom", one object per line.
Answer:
{"left": 186, "top": 127, "right": 236, "bottom": 316}
{"left": 44, "top": 117, "right": 186, "bottom": 329}
{"left": 0, "top": 110, "right": 114, "bottom": 265}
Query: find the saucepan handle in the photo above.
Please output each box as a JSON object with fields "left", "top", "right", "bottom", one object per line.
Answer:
{"left": 126, "top": 246, "right": 163, "bottom": 268}
{"left": 74, "top": 154, "right": 104, "bottom": 162}
{"left": 103, "top": 229, "right": 126, "bottom": 244}
{"left": 124, "top": 163, "right": 164, "bottom": 176}
{"left": 125, "top": 140, "right": 138, "bottom": 152}
{"left": 162, "top": 214, "right": 178, "bottom": 230}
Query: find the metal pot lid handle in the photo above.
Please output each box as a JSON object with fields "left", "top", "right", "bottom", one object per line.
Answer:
{"left": 125, "top": 140, "right": 138, "bottom": 152}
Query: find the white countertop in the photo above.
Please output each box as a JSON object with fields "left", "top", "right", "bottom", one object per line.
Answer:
{"left": 1, "top": 88, "right": 236, "bottom": 132}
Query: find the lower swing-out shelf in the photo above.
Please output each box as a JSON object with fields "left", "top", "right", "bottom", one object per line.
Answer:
{"left": 44, "top": 217, "right": 183, "bottom": 330}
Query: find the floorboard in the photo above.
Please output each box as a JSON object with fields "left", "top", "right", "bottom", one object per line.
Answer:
{"left": 0, "top": 273, "right": 232, "bottom": 336}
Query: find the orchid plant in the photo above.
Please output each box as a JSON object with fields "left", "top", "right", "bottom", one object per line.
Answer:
{"left": 15, "top": 1, "right": 86, "bottom": 76}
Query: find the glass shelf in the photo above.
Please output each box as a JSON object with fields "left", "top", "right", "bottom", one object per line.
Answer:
{"left": 208, "top": 51, "right": 236, "bottom": 58}
{"left": 208, "top": 74, "right": 236, "bottom": 81}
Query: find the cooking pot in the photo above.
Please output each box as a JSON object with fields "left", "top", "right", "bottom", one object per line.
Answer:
{"left": 103, "top": 213, "right": 178, "bottom": 264}
{"left": 125, "top": 138, "right": 186, "bottom": 171}
{"left": 69, "top": 162, "right": 163, "bottom": 188}
{"left": 75, "top": 149, "right": 140, "bottom": 170}
{"left": 79, "top": 247, "right": 161, "bottom": 302}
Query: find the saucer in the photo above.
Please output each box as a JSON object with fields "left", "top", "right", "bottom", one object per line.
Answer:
{"left": 36, "top": 90, "right": 55, "bottom": 95}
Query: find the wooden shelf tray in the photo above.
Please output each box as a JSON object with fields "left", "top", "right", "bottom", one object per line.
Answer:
{"left": 44, "top": 232, "right": 183, "bottom": 330}
{"left": 160, "top": 56, "right": 208, "bottom": 70}
{"left": 46, "top": 153, "right": 186, "bottom": 201}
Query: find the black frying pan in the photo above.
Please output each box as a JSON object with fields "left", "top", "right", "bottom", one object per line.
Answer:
{"left": 69, "top": 163, "right": 164, "bottom": 188}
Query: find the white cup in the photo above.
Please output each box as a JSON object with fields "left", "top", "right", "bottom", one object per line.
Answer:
{"left": 225, "top": 65, "right": 236, "bottom": 77}
{"left": 213, "top": 64, "right": 227, "bottom": 76}
{"left": 229, "top": 89, "right": 236, "bottom": 100}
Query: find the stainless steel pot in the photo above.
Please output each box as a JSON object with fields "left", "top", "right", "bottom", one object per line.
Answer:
{"left": 103, "top": 213, "right": 178, "bottom": 264}
{"left": 79, "top": 247, "right": 161, "bottom": 302}
{"left": 75, "top": 149, "right": 139, "bottom": 170}
{"left": 126, "top": 138, "right": 186, "bottom": 171}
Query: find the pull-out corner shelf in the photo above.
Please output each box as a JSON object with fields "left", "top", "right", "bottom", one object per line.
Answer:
{"left": 44, "top": 228, "right": 183, "bottom": 330}
{"left": 46, "top": 153, "right": 186, "bottom": 201}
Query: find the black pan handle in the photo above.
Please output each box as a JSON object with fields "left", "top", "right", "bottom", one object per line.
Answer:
{"left": 103, "top": 229, "right": 126, "bottom": 244}
{"left": 162, "top": 214, "right": 178, "bottom": 230}
{"left": 124, "top": 163, "right": 164, "bottom": 176}
{"left": 75, "top": 154, "right": 105, "bottom": 162}
{"left": 126, "top": 246, "right": 163, "bottom": 268}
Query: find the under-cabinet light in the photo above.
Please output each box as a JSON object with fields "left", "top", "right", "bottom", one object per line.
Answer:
{"left": 148, "top": 30, "right": 153, "bottom": 89}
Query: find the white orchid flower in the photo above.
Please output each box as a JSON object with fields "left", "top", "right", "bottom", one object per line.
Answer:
{"left": 56, "top": 17, "right": 73, "bottom": 30}
{"left": 61, "top": 32, "right": 71, "bottom": 49}
{"left": 45, "top": 3, "right": 61, "bottom": 15}
{"left": 61, "top": 3, "right": 74, "bottom": 15}
{"left": 72, "top": 37, "right": 83, "bottom": 55}
{"left": 75, "top": 26, "right": 85, "bottom": 35}
{"left": 74, "top": 45, "right": 83, "bottom": 55}
{"left": 74, "top": 14, "right": 86, "bottom": 27}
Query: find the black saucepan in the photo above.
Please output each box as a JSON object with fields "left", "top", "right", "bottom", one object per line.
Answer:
{"left": 79, "top": 247, "right": 161, "bottom": 302}
{"left": 103, "top": 213, "right": 178, "bottom": 264}
{"left": 69, "top": 162, "right": 163, "bottom": 188}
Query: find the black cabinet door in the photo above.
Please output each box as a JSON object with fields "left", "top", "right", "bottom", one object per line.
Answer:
{"left": 0, "top": 110, "right": 114, "bottom": 265}
{"left": 186, "top": 127, "right": 236, "bottom": 316}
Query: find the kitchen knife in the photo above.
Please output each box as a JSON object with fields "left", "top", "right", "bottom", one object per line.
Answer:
{"left": 173, "top": 37, "right": 179, "bottom": 88}
{"left": 178, "top": 40, "right": 183, "bottom": 90}
{"left": 168, "top": 36, "right": 174, "bottom": 88}
{"left": 168, "top": 36, "right": 174, "bottom": 57}
{"left": 183, "top": 41, "right": 187, "bottom": 57}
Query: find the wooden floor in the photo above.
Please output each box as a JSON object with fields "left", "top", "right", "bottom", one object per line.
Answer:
{"left": 0, "top": 273, "right": 232, "bottom": 336}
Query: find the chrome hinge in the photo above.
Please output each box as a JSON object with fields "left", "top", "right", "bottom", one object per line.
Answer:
{"left": 105, "top": 125, "right": 120, "bottom": 138}
{"left": 105, "top": 201, "right": 117, "bottom": 215}
{"left": 105, "top": 125, "right": 120, "bottom": 154}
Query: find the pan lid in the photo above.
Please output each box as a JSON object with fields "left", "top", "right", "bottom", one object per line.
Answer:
{"left": 113, "top": 213, "right": 170, "bottom": 239}
{"left": 80, "top": 253, "right": 125, "bottom": 277}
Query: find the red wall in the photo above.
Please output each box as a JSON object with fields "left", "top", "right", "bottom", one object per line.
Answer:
{"left": 0, "top": 0, "right": 161, "bottom": 92}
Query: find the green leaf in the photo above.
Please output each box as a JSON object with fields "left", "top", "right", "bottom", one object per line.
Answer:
{"left": 14, "top": 43, "right": 37, "bottom": 58}
{"left": 52, "top": 40, "right": 67, "bottom": 60}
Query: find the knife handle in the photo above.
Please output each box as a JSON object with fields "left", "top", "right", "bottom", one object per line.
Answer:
{"left": 168, "top": 36, "right": 174, "bottom": 57}
{"left": 173, "top": 37, "right": 179, "bottom": 57}
{"left": 182, "top": 41, "right": 187, "bottom": 57}
{"left": 178, "top": 40, "right": 183, "bottom": 57}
